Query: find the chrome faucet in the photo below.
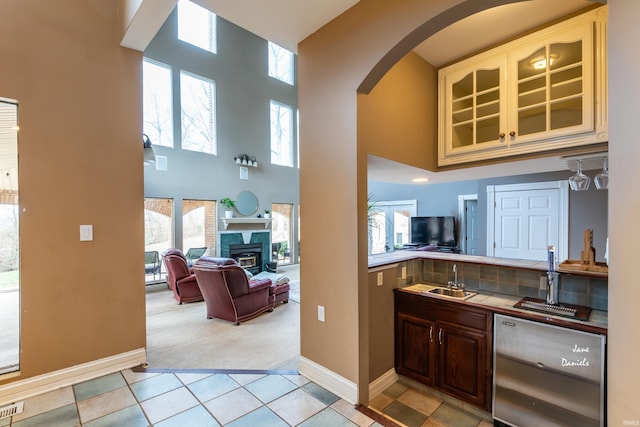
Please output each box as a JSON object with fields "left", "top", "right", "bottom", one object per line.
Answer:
{"left": 448, "top": 264, "right": 464, "bottom": 290}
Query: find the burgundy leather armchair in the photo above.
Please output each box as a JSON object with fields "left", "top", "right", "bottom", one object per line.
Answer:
{"left": 193, "top": 257, "right": 273, "bottom": 325}
{"left": 162, "top": 249, "right": 203, "bottom": 304}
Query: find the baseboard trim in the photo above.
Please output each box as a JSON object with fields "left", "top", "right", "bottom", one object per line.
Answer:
{"left": 369, "top": 368, "right": 398, "bottom": 400}
{"left": 0, "top": 348, "right": 146, "bottom": 406}
{"left": 298, "top": 356, "right": 358, "bottom": 405}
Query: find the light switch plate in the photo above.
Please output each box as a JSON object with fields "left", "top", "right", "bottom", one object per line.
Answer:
{"left": 377, "top": 272, "right": 383, "bottom": 286}
{"left": 401, "top": 266, "right": 407, "bottom": 280}
{"left": 80, "top": 225, "right": 93, "bottom": 241}
{"left": 318, "top": 305, "right": 325, "bottom": 322}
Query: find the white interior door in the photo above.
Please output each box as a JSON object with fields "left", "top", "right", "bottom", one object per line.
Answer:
{"left": 487, "top": 182, "right": 568, "bottom": 262}
{"left": 458, "top": 194, "right": 479, "bottom": 255}
{"left": 465, "top": 199, "right": 479, "bottom": 255}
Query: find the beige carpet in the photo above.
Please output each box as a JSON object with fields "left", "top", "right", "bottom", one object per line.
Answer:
{"left": 145, "top": 265, "right": 300, "bottom": 371}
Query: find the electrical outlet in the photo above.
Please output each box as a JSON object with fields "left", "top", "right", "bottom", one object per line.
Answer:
{"left": 401, "top": 266, "right": 407, "bottom": 280}
{"left": 377, "top": 272, "right": 383, "bottom": 286}
{"left": 318, "top": 305, "right": 325, "bottom": 322}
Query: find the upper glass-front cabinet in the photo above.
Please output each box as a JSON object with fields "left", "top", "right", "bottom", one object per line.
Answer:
{"left": 438, "top": 6, "right": 607, "bottom": 166}
{"left": 449, "top": 55, "right": 505, "bottom": 151}
{"left": 510, "top": 24, "right": 593, "bottom": 145}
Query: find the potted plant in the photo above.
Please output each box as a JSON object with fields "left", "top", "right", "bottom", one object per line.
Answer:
{"left": 264, "top": 209, "right": 271, "bottom": 219}
{"left": 220, "top": 197, "right": 235, "bottom": 218}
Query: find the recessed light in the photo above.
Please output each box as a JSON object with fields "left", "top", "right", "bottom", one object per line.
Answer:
{"left": 412, "top": 177, "right": 429, "bottom": 183}
{"left": 529, "top": 54, "right": 558, "bottom": 70}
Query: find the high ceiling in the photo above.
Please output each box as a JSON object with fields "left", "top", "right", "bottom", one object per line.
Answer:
{"left": 194, "top": 0, "right": 602, "bottom": 184}
{"left": 198, "top": 0, "right": 595, "bottom": 67}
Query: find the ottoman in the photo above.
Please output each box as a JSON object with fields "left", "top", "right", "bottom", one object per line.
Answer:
{"left": 250, "top": 271, "right": 290, "bottom": 306}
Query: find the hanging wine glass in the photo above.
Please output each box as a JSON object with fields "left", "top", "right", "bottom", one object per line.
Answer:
{"left": 569, "top": 159, "right": 591, "bottom": 191}
{"left": 594, "top": 157, "right": 609, "bottom": 190}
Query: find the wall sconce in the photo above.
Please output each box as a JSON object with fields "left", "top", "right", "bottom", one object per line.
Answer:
{"left": 234, "top": 154, "right": 257, "bottom": 168}
{"left": 143, "top": 134, "right": 156, "bottom": 165}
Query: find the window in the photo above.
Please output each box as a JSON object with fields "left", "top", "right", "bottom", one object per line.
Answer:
{"left": 369, "top": 200, "right": 417, "bottom": 255}
{"left": 178, "top": 0, "right": 216, "bottom": 54}
{"left": 182, "top": 200, "right": 216, "bottom": 252}
{"left": 268, "top": 41, "right": 294, "bottom": 85}
{"left": 270, "top": 101, "right": 293, "bottom": 167}
{"left": 144, "top": 198, "right": 174, "bottom": 283}
{"left": 272, "top": 203, "right": 293, "bottom": 265}
{"left": 143, "top": 59, "right": 173, "bottom": 148}
{"left": 181, "top": 71, "right": 216, "bottom": 154}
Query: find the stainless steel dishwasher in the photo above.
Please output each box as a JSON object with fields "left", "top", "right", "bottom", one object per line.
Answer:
{"left": 493, "top": 314, "right": 606, "bottom": 427}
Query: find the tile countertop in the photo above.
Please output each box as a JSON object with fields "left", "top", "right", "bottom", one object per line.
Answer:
{"left": 369, "top": 249, "right": 550, "bottom": 271}
{"left": 397, "top": 283, "right": 608, "bottom": 334}
{"left": 371, "top": 251, "right": 608, "bottom": 333}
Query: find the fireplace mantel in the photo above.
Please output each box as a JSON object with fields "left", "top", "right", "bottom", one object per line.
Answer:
{"left": 220, "top": 217, "right": 271, "bottom": 230}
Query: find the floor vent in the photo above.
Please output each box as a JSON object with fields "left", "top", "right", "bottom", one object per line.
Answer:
{"left": 0, "top": 402, "right": 24, "bottom": 420}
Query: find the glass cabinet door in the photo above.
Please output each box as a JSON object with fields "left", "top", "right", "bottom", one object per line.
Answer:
{"left": 445, "top": 54, "right": 506, "bottom": 156}
{"left": 509, "top": 23, "right": 594, "bottom": 144}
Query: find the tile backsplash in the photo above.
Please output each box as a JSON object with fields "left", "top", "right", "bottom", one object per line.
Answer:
{"left": 396, "top": 258, "right": 607, "bottom": 311}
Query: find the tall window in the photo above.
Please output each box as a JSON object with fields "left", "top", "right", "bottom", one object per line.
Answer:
{"left": 182, "top": 200, "right": 216, "bottom": 252}
{"left": 270, "top": 101, "right": 293, "bottom": 167}
{"left": 178, "top": 0, "right": 217, "bottom": 54}
{"left": 143, "top": 59, "right": 173, "bottom": 148}
{"left": 181, "top": 71, "right": 216, "bottom": 155}
{"left": 268, "top": 41, "right": 294, "bottom": 85}
{"left": 272, "top": 203, "right": 293, "bottom": 265}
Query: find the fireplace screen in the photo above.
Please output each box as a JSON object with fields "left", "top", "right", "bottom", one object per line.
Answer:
{"left": 238, "top": 256, "right": 256, "bottom": 268}
{"left": 228, "top": 243, "right": 263, "bottom": 274}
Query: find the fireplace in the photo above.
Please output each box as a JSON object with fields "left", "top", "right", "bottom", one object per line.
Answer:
{"left": 229, "top": 243, "right": 263, "bottom": 274}
{"left": 218, "top": 231, "right": 270, "bottom": 272}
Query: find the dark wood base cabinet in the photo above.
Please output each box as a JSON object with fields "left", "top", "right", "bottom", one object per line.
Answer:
{"left": 394, "top": 289, "right": 492, "bottom": 411}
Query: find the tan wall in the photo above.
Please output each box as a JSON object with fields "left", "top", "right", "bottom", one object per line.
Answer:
{"left": 0, "top": 1, "right": 144, "bottom": 384}
{"left": 358, "top": 51, "right": 438, "bottom": 172}
{"left": 358, "top": 52, "right": 437, "bottom": 385}
{"left": 367, "top": 267, "right": 398, "bottom": 383}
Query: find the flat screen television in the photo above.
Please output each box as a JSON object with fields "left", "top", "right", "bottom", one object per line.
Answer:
{"left": 410, "top": 216, "right": 457, "bottom": 247}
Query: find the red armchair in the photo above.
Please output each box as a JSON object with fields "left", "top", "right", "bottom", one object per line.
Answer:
{"left": 162, "top": 249, "right": 203, "bottom": 304}
{"left": 193, "top": 257, "right": 273, "bottom": 325}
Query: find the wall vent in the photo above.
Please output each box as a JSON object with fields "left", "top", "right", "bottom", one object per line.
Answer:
{"left": 0, "top": 402, "right": 24, "bottom": 420}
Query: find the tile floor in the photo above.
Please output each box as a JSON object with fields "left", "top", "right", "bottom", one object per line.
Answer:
{"left": 368, "top": 382, "right": 493, "bottom": 427}
{"left": 1, "top": 368, "right": 493, "bottom": 426}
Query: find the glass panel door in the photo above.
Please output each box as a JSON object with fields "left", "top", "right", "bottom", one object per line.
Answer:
{"left": 511, "top": 23, "right": 592, "bottom": 144}
{"left": 450, "top": 65, "right": 502, "bottom": 150}
{"left": 272, "top": 203, "right": 293, "bottom": 265}
{"left": 144, "top": 198, "right": 174, "bottom": 283}
{"left": 369, "top": 200, "right": 417, "bottom": 254}
{"left": 0, "top": 98, "right": 19, "bottom": 374}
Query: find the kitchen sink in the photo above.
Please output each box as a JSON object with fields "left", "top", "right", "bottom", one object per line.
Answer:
{"left": 428, "top": 287, "right": 477, "bottom": 300}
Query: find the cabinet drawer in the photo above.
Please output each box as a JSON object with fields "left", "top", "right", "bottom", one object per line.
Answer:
{"left": 395, "top": 290, "right": 489, "bottom": 332}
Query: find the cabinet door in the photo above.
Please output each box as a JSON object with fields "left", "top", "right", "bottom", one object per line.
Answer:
{"left": 437, "top": 320, "right": 488, "bottom": 409}
{"left": 440, "top": 53, "right": 507, "bottom": 158}
{"left": 508, "top": 22, "right": 594, "bottom": 145}
{"left": 396, "top": 313, "right": 436, "bottom": 386}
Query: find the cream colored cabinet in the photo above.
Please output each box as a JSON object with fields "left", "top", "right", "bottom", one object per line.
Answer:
{"left": 438, "top": 6, "right": 607, "bottom": 166}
